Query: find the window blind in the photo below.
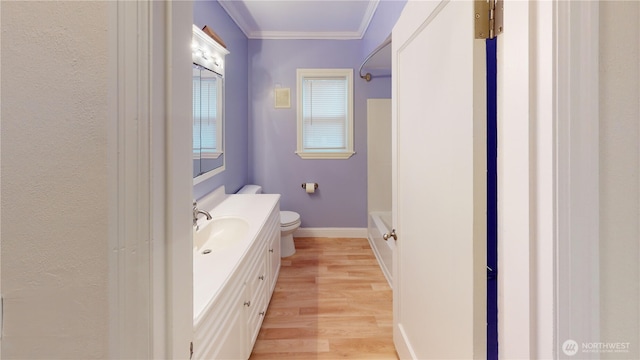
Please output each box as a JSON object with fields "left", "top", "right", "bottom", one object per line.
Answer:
{"left": 193, "top": 74, "right": 201, "bottom": 153}
{"left": 200, "top": 76, "right": 218, "bottom": 152}
{"left": 301, "top": 77, "right": 348, "bottom": 151}
{"left": 193, "top": 72, "right": 218, "bottom": 153}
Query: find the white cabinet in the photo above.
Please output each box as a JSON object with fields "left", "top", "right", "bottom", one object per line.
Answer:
{"left": 206, "top": 290, "right": 245, "bottom": 360}
{"left": 193, "top": 273, "right": 247, "bottom": 359}
{"left": 268, "top": 223, "right": 281, "bottom": 295}
{"left": 244, "top": 242, "right": 268, "bottom": 350}
{"left": 194, "top": 199, "right": 280, "bottom": 359}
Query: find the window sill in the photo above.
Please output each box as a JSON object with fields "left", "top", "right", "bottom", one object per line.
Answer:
{"left": 201, "top": 151, "right": 223, "bottom": 160}
{"left": 193, "top": 152, "right": 223, "bottom": 160}
{"left": 295, "top": 151, "right": 355, "bottom": 160}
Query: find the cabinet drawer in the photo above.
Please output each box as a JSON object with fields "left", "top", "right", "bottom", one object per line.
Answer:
{"left": 249, "top": 257, "right": 267, "bottom": 298}
{"left": 268, "top": 231, "right": 281, "bottom": 294}
{"left": 245, "top": 252, "right": 268, "bottom": 350}
{"left": 246, "top": 281, "right": 267, "bottom": 346}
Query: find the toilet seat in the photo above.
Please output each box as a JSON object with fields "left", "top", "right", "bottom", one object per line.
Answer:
{"left": 280, "top": 211, "right": 300, "bottom": 227}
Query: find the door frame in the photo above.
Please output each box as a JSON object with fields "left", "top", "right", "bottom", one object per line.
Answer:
{"left": 555, "top": 1, "right": 600, "bottom": 357}
{"left": 499, "top": 1, "right": 600, "bottom": 358}
{"left": 498, "top": 1, "right": 539, "bottom": 357}
{"left": 108, "top": 1, "right": 193, "bottom": 358}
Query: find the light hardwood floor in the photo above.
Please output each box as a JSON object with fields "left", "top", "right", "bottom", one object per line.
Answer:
{"left": 250, "top": 237, "right": 398, "bottom": 360}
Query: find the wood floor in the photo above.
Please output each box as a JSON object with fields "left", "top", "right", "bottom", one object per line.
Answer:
{"left": 249, "top": 237, "right": 398, "bottom": 360}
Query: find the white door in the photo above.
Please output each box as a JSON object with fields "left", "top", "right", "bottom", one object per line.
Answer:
{"left": 392, "top": 1, "right": 487, "bottom": 358}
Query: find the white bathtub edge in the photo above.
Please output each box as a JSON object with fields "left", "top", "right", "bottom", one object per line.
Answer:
{"left": 367, "top": 211, "right": 394, "bottom": 288}
{"left": 367, "top": 234, "right": 393, "bottom": 289}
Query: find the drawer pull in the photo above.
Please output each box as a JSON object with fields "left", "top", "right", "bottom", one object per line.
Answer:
{"left": 259, "top": 275, "right": 265, "bottom": 281}
{"left": 244, "top": 301, "right": 251, "bottom": 307}
{"left": 259, "top": 311, "right": 265, "bottom": 316}
{"left": 269, "top": 248, "right": 274, "bottom": 253}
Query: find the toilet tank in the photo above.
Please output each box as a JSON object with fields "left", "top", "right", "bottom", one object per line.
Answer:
{"left": 237, "top": 185, "right": 262, "bottom": 194}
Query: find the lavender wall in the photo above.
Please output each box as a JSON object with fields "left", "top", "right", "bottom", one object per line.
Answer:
{"left": 246, "top": 1, "right": 405, "bottom": 228}
{"left": 192, "top": 1, "right": 405, "bottom": 227}
{"left": 193, "top": 1, "right": 249, "bottom": 199}
{"left": 248, "top": 40, "right": 387, "bottom": 227}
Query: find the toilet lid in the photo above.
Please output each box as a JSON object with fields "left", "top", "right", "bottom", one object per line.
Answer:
{"left": 280, "top": 211, "right": 300, "bottom": 226}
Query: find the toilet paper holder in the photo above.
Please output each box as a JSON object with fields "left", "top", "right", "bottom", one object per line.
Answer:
{"left": 301, "top": 183, "right": 318, "bottom": 190}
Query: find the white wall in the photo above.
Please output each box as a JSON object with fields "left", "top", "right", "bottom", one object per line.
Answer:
{"left": 1, "top": 2, "right": 109, "bottom": 357}
{"left": 599, "top": 2, "right": 640, "bottom": 358}
{"left": 367, "top": 99, "right": 392, "bottom": 214}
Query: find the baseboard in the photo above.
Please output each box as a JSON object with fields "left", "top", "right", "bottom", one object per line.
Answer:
{"left": 294, "top": 227, "right": 368, "bottom": 238}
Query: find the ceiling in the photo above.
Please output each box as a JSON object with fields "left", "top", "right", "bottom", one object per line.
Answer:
{"left": 218, "top": 0, "right": 380, "bottom": 40}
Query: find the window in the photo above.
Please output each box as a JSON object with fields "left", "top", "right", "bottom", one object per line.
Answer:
{"left": 296, "top": 69, "right": 354, "bottom": 159}
{"left": 193, "top": 65, "right": 223, "bottom": 159}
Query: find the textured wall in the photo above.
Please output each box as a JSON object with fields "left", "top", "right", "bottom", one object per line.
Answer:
{"left": 193, "top": 1, "right": 250, "bottom": 199}
{"left": 1, "top": 1, "right": 109, "bottom": 357}
{"left": 599, "top": 2, "right": 640, "bottom": 358}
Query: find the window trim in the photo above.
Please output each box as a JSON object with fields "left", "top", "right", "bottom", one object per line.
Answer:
{"left": 295, "top": 68, "right": 355, "bottom": 160}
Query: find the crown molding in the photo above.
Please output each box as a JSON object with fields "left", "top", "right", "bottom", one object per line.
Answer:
{"left": 357, "top": 0, "right": 380, "bottom": 39}
{"left": 219, "top": 0, "right": 379, "bottom": 40}
{"left": 248, "top": 30, "right": 364, "bottom": 40}
{"left": 218, "top": 0, "right": 255, "bottom": 39}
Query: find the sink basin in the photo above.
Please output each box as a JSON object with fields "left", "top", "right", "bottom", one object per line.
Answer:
{"left": 194, "top": 216, "right": 250, "bottom": 253}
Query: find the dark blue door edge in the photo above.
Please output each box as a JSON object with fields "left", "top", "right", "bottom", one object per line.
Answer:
{"left": 486, "top": 37, "right": 499, "bottom": 360}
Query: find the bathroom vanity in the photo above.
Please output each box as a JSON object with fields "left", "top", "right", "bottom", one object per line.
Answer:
{"left": 193, "top": 191, "right": 281, "bottom": 359}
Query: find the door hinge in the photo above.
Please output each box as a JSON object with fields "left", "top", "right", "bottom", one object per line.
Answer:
{"left": 475, "top": 0, "right": 503, "bottom": 39}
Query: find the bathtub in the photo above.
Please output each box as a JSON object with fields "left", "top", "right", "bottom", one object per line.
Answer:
{"left": 367, "top": 211, "right": 394, "bottom": 287}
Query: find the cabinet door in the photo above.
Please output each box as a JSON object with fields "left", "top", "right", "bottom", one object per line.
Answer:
{"left": 209, "top": 302, "right": 245, "bottom": 360}
{"left": 268, "top": 231, "right": 281, "bottom": 294}
{"left": 246, "top": 282, "right": 267, "bottom": 348}
{"left": 196, "top": 283, "right": 246, "bottom": 360}
{"left": 245, "top": 255, "right": 267, "bottom": 353}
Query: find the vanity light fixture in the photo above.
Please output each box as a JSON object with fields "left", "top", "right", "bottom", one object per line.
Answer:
{"left": 192, "top": 25, "right": 229, "bottom": 77}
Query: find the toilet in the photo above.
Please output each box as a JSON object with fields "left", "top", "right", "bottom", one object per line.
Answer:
{"left": 237, "top": 185, "right": 299, "bottom": 257}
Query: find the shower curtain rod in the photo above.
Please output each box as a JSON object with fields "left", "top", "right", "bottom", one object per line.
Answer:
{"left": 358, "top": 34, "right": 392, "bottom": 82}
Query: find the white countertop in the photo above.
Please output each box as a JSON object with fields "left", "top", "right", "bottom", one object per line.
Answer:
{"left": 193, "top": 194, "right": 279, "bottom": 324}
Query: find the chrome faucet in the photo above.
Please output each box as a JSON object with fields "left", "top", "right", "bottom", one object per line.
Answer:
{"left": 193, "top": 201, "right": 212, "bottom": 228}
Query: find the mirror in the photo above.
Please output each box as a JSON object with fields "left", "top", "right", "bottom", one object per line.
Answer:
{"left": 193, "top": 63, "right": 224, "bottom": 178}
{"left": 192, "top": 25, "right": 229, "bottom": 184}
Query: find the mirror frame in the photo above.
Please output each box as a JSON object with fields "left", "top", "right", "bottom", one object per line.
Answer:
{"left": 192, "top": 25, "right": 229, "bottom": 185}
